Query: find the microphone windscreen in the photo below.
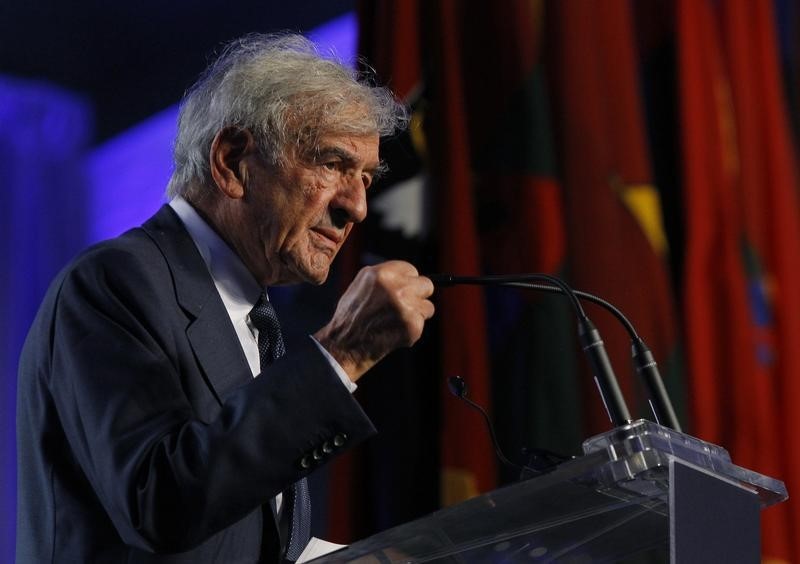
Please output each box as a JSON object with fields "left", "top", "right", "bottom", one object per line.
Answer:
{"left": 447, "top": 375, "right": 466, "bottom": 398}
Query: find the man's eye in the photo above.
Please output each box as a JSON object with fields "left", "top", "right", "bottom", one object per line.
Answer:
{"left": 322, "top": 161, "right": 338, "bottom": 171}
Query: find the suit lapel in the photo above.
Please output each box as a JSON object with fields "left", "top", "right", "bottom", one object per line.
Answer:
{"left": 141, "top": 205, "right": 253, "bottom": 402}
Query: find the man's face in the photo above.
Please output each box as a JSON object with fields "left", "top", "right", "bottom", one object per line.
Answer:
{"left": 232, "top": 132, "right": 381, "bottom": 286}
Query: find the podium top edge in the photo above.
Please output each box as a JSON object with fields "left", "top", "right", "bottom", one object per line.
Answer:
{"left": 582, "top": 419, "right": 788, "bottom": 507}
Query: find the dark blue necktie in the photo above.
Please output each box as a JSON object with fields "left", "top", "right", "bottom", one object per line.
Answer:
{"left": 250, "top": 292, "right": 286, "bottom": 364}
{"left": 250, "top": 292, "right": 311, "bottom": 561}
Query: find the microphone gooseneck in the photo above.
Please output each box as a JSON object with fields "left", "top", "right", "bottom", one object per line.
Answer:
{"left": 431, "top": 273, "right": 588, "bottom": 319}
{"left": 433, "top": 274, "right": 633, "bottom": 427}
{"left": 432, "top": 273, "right": 680, "bottom": 430}
{"left": 507, "top": 281, "right": 681, "bottom": 432}
{"left": 446, "top": 375, "right": 525, "bottom": 474}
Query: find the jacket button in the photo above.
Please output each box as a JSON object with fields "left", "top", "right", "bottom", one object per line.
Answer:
{"left": 313, "top": 448, "right": 323, "bottom": 461}
{"left": 333, "top": 433, "right": 347, "bottom": 447}
{"left": 300, "top": 455, "right": 313, "bottom": 469}
{"left": 322, "top": 441, "right": 333, "bottom": 454}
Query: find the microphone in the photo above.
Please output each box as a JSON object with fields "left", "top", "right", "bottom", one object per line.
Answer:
{"left": 430, "top": 273, "right": 680, "bottom": 431}
{"left": 504, "top": 281, "right": 681, "bottom": 432}
{"left": 447, "top": 375, "right": 573, "bottom": 477}
{"left": 631, "top": 339, "right": 681, "bottom": 432}
{"left": 447, "top": 375, "right": 525, "bottom": 474}
{"left": 432, "top": 274, "right": 633, "bottom": 428}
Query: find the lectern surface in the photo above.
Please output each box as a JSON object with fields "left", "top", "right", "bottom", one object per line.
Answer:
{"left": 312, "top": 420, "right": 786, "bottom": 563}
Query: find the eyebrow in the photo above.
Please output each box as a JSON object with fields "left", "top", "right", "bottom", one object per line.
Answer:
{"left": 316, "top": 145, "right": 388, "bottom": 179}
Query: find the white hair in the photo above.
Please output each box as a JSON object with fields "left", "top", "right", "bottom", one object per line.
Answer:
{"left": 167, "top": 33, "right": 407, "bottom": 199}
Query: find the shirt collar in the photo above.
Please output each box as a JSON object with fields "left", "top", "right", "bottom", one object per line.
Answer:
{"left": 169, "top": 196, "right": 263, "bottom": 316}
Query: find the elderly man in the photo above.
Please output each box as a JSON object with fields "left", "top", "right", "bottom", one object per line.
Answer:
{"left": 17, "top": 33, "right": 434, "bottom": 563}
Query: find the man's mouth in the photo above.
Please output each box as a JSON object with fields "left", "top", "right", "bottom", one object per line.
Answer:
{"left": 310, "top": 227, "right": 343, "bottom": 247}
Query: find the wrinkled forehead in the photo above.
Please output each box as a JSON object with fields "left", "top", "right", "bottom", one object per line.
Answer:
{"left": 283, "top": 100, "right": 380, "bottom": 159}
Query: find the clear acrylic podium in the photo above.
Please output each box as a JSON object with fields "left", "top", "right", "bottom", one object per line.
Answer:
{"left": 312, "top": 420, "right": 788, "bottom": 563}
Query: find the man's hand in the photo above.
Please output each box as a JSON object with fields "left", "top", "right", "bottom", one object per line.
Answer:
{"left": 313, "top": 261, "right": 435, "bottom": 382}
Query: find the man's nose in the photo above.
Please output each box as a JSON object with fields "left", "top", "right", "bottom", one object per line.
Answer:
{"left": 331, "top": 178, "right": 368, "bottom": 228}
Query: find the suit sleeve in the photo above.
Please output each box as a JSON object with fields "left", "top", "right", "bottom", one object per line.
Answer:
{"left": 47, "top": 246, "right": 376, "bottom": 552}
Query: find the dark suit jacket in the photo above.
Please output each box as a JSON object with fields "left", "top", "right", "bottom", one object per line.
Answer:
{"left": 16, "top": 205, "right": 376, "bottom": 563}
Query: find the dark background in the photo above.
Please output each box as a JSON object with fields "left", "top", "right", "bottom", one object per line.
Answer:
{"left": 0, "top": 0, "right": 354, "bottom": 140}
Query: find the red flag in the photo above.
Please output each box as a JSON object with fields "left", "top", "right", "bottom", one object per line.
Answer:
{"left": 721, "top": 0, "right": 797, "bottom": 558}
{"left": 678, "top": 0, "right": 795, "bottom": 559}
{"left": 551, "top": 0, "right": 683, "bottom": 433}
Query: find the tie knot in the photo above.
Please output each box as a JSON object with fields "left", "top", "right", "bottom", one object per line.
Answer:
{"left": 250, "top": 292, "right": 286, "bottom": 366}
{"left": 250, "top": 292, "right": 279, "bottom": 331}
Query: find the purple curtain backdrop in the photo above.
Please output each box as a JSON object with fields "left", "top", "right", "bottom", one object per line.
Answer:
{"left": 0, "top": 76, "right": 93, "bottom": 561}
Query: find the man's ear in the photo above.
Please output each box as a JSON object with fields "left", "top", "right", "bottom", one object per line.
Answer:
{"left": 209, "top": 127, "right": 256, "bottom": 199}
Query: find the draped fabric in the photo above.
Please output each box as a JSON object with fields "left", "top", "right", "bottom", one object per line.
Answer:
{"left": 351, "top": 1, "right": 798, "bottom": 560}
{"left": 0, "top": 76, "right": 92, "bottom": 563}
{"left": 549, "top": 0, "right": 684, "bottom": 432}
{"left": 676, "top": 1, "right": 800, "bottom": 559}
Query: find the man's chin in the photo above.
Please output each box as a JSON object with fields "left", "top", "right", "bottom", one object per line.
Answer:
{"left": 304, "top": 271, "right": 329, "bottom": 286}
{"left": 295, "top": 262, "right": 331, "bottom": 286}
{"left": 271, "top": 268, "right": 328, "bottom": 286}
{"left": 272, "top": 250, "right": 333, "bottom": 286}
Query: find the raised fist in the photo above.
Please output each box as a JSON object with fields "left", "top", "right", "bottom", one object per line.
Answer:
{"left": 313, "top": 261, "right": 435, "bottom": 381}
